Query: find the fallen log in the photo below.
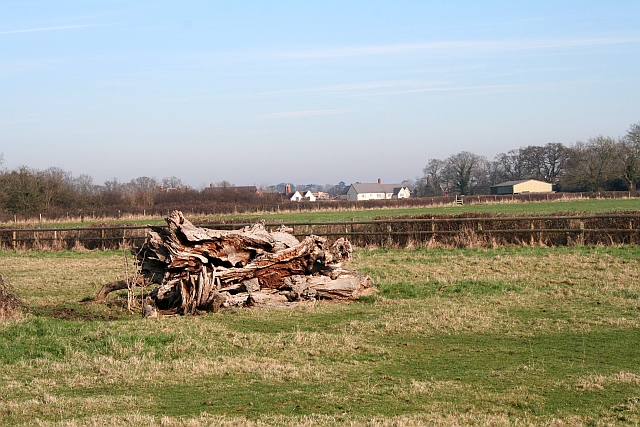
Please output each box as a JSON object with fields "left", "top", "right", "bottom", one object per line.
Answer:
{"left": 97, "top": 211, "right": 374, "bottom": 314}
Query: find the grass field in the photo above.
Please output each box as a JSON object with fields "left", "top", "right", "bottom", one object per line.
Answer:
{"left": 208, "top": 198, "right": 640, "bottom": 224}
{"left": 4, "top": 197, "right": 640, "bottom": 228}
{"left": 1, "top": 245, "right": 640, "bottom": 426}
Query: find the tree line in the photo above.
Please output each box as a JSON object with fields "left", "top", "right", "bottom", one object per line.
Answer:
{"left": 413, "top": 122, "right": 640, "bottom": 196}
{"left": 0, "top": 163, "right": 290, "bottom": 220}
{"left": 0, "top": 122, "right": 638, "bottom": 220}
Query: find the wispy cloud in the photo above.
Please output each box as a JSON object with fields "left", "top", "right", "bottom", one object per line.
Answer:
{"left": 0, "top": 24, "right": 96, "bottom": 35}
{"left": 275, "top": 37, "right": 640, "bottom": 59}
{"left": 260, "top": 109, "right": 351, "bottom": 119}
{"left": 253, "top": 80, "right": 519, "bottom": 98}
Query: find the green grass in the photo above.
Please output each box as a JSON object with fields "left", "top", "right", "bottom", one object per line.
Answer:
{"left": 242, "top": 197, "right": 639, "bottom": 223}
{"left": 5, "top": 197, "right": 639, "bottom": 228}
{"left": 1, "top": 246, "right": 640, "bottom": 425}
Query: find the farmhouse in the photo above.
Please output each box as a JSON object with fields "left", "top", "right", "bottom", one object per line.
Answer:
{"left": 339, "top": 179, "right": 411, "bottom": 201}
{"left": 285, "top": 190, "right": 313, "bottom": 202}
{"left": 490, "top": 179, "right": 553, "bottom": 195}
{"left": 283, "top": 185, "right": 319, "bottom": 202}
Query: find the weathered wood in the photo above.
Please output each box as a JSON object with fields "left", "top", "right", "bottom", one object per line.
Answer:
{"left": 98, "top": 210, "right": 373, "bottom": 314}
{"left": 95, "top": 276, "right": 149, "bottom": 302}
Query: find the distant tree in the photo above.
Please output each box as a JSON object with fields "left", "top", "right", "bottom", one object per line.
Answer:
{"left": 101, "top": 178, "right": 126, "bottom": 206}
{"left": 130, "top": 176, "right": 159, "bottom": 207}
{"left": 70, "top": 174, "right": 96, "bottom": 196}
{"left": 39, "top": 167, "right": 73, "bottom": 211}
{"left": 216, "top": 180, "right": 233, "bottom": 189}
{"left": 562, "top": 136, "right": 622, "bottom": 191}
{"left": 519, "top": 143, "right": 569, "bottom": 183}
{"left": 418, "top": 158, "right": 447, "bottom": 196}
{"left": 444, "top": 151, "right": 489, "bottom": 195}
{"left": 1, "top": 166, "right": 42, "bottom": 214}
{"left": 621, "top": 122, "right": 640, "bottom": 190}
{"left": 494, "top": 149, "right": 530, "bottom": 182}
{"left": 161, "top": 176, "right": 183, "bottom": 189}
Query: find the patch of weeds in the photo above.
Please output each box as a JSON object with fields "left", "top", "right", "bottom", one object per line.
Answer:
{"left": 614, "top": 289, "right": 639, "bottom": 300}
{"left": 356, "top": 295, "right": 377, "bottom": 304}
{"left": 0, "top": 317, "right": 68, "bottom": 363}
{"left": 30, "top": 301, "right": 129, "bottom": 321}
{"left": 379, "top": 279, "right": 521, "bottom": 299}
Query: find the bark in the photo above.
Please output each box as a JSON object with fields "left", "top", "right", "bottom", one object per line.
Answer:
{"left": 97, "top": 210, "right": 373, "bottom": 314}
{"left": 94, "top": 277, "right": 149, "bottom": 302}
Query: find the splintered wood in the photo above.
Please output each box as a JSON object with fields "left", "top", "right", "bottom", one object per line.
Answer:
{"left": 100, "top": 210, "right": 373, "bottom": 315}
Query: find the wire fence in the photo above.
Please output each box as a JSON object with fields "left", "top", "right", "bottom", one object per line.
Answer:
{"left": 1, "top": 213, "right": 639, "bottom": 250}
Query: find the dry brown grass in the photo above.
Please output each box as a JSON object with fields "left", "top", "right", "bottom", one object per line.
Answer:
{"left": 0, "top": 275, "right": 25, "bottom": 321}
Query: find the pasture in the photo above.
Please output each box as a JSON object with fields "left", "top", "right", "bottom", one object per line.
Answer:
{"left": 3, "top": 197, "right": 639, "bottom": 228}
{"left": 1, "top": 245, "right": 639, "bottom": 426}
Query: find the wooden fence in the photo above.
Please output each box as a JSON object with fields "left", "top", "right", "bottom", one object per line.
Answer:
{"left": 1, "top": 213, "right": 639, "bottom": 250}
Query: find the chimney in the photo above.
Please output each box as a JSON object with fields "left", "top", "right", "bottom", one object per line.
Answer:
{"left": 377, "top": 178, "right": 382, "bottom": 184}
{"left": 285, "top": 184, "right": 291, "bottom": 194}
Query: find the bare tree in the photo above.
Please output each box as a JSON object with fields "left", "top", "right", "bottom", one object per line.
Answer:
{"left": 216, "top": 180, "right": 233, "bottom": 189}
{"left": 519, "top": 143, "right": 569, "bottom": 183}
{"left": 444, "top": 151, "right": 489, "bottom": 195}
{"left": 418, "top": 158, "right": 447, "bottom": 196}
{"left": 161, "top": 176, "right": 183, "bottom": 189}
{"left": 39, "top": 167, "right": 73, "bottom": 211}
{"left": 621, "top": 122, "right": 640, "bottom": 190}
{"left": 563, "top": 137, "right": 622, "bottom": 191}
{"left": 130, "top": 176, "right": 159, "bottom": 207}
{"left": 494, "top": 149, "right": 531, "bottom": 182}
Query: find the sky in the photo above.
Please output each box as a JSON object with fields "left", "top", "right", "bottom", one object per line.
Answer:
{"left": 2, "top": 1, "right": 640, "bottom": 189}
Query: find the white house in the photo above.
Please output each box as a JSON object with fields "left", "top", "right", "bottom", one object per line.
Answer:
{"left": 285, "top": 190, "right": 317, "bottom": 202}
{"left": 286, "top": 190, "right": 304, "bottom": 201}
{"left": 339, "top": 179, "right": 411, "bottom": 201}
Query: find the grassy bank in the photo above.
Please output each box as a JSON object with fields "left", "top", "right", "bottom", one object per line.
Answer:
{"left": 1, "top": 246, "right": 639, "bottom": 425}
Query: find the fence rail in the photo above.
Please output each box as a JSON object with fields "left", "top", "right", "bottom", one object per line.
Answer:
{"left": 1, "top": 213, "right": 639, "bottom": 250}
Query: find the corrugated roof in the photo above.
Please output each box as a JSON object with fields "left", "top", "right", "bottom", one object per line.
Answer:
{"left": 491, "top": 179, "right": 549, "bottom": 187}
{"left": 350, "top": 183, "right": 409, "bottom": 194}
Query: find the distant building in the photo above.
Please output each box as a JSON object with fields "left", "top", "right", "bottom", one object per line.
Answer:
{"left": 203, "top": 183, "right": 262, "bottom": 196}
{"left": 312, "top": 191, "right": 330, "bottom": 200}
{"left": 283, "top": 185, "right": 323, "bottom": 202}
{"left": 490, "top": 179, "right": 553, "bottom": 195}
{"left": 339, "top": 179, "right": 411, "bottom": 201}
{"left": 285, "top": 190, "right": 304, "bottom": 201}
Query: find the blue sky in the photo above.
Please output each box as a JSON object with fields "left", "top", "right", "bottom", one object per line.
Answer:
{"left": 2, "top": 1, "right": 639, "bottom": 188}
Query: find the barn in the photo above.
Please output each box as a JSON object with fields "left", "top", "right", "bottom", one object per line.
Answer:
{"left": 490, "top": 179, "right": 553, "bottom": 195}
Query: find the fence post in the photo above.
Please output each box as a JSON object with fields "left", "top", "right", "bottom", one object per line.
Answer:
{"left": 579, "top": 220, "right": 584, "bottom": 246}
{"left": 350, "top": 218, "right": 354, "bottom": 243}
{"left": 101, "top": 228, "right": 105, "bottom": 251}
{"left": 386, "top": 222, "right": 392, "bottom": 247}
{"left": 12, "top": 230, "right": 17, "bottom": 250}
{"left": 530, "top": 221, "right": 535, "bottom": 245}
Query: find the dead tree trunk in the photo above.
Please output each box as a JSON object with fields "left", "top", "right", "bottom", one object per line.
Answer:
{"left": 97, "top": 211, "right": 373, "bottom": 314}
